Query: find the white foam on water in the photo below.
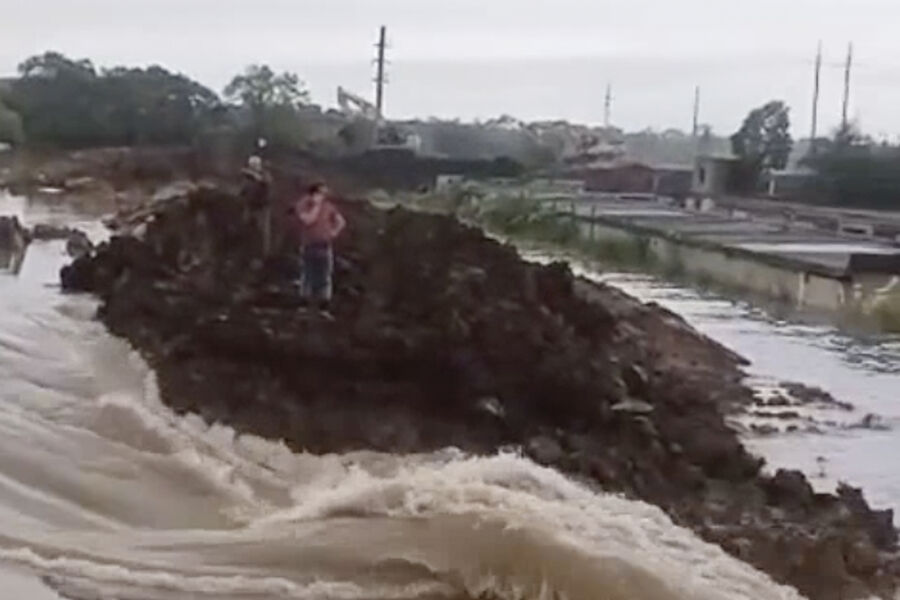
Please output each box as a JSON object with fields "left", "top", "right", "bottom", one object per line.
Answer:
{"left": 1, "top": 193, "right": 887, "bottom": 600}
{"left": 252, "top": 453, "right": 803, "bottom": 600}
{"left": 0, "top": 547, "right": 455, "bottom": 600}
{"left": 0, "top": 278, "right": 809, "bottom": 600}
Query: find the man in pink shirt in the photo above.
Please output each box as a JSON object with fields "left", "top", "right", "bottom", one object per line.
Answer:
{"left": 292, "top": 183, "right": 346, "bottom": 316}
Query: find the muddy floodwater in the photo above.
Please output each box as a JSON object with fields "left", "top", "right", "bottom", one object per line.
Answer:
{"left": 1, "top": 190, "right": 896, "bottom": 600}
{"left": 587, "top": 269, "right": 900, "bottom": 511}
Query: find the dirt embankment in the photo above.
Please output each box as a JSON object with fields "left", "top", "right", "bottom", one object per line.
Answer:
{"left": 1, "top": 146, "right": 197, "bottom": 189}
{"left": 0, "top": 146, "right": 201, "bottom": 216}
{"left": 61, "top": 187, "right": 899, "bottom": 600}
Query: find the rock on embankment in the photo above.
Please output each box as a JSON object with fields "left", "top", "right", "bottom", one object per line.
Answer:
{"left": 0, "top": 215, "right": 93, "bottom": 262}
{"left": 62, "top": 187, "right": 900, "bottom": 600}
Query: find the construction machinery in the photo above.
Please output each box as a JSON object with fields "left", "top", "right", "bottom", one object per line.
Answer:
{"left": 337, "top": 87, "right": 378, "bottom": 121}
{"left": 335, "top": 86, "right": 420, "bottom": 154}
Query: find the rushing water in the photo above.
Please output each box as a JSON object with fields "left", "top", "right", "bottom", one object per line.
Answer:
{"left": 523, "top": 241, "right": 900, "bottom": 513}
{"left": 582, "top": 269, "right": 900, "bottom": 511}
{"left": 0, "top": 190, "right": 887, "bottom": 600}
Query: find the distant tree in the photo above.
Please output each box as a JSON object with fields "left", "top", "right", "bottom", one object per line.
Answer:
{"left": 18, "top": 51, "right": 96, "bottom": 79}
{"left": 225, "top": 65, "right": 309, "bottom": 108}
{"left": 661, "top": 128, "right": 688, "bottom": 139}
{"left": 802, "top": 124, "right": 900, "bottom": 209}
{"left": 224, "top": 65, "right": 309, "bottom": 141}
{"left": 832, "top": 121, "right": 868, "bottom": 148}
{"left": 731, "top": 100, "right": 793, "bottom": 189}
{"left": 8, "top": 53, "right": 102, "bottom": 145}
{"left": 7, "top": 51, "right": 219, "bottom": 147}
{"left": 0, "top": 101, "right": 24, "bottom": 145}
{"left": 99, "top": 66, "right": 220, "bottom": 144}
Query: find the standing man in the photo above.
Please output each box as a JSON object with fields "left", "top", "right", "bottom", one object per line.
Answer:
{"left": 239, "top": 155, "right": 272, "bottom": 256}
{"left": 292, "top": 183, "right": 346, "bottom": 317}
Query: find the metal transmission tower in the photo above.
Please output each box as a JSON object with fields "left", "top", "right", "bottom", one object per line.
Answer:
{"left": 374, "top": 26, "right": 388, "bottom": 120}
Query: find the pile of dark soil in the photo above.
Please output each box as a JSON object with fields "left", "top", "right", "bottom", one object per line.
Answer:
{"left": 62, "top": 188, "right": 899, "bottom": 600}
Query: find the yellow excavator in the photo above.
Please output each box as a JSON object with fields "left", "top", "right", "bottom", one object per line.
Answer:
{"left": 336, "top": 87, "right": 420, "bottom": 153}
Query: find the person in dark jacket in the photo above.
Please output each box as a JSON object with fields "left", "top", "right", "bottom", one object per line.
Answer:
{"left": 239, "top": 155, "right": 272, "bottom": 256}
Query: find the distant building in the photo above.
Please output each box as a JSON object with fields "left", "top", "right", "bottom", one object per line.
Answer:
{"left": 763, "top": 167, "right": 818, "bottom": 198}
{"left": 526, "top": 178, "right": 585, "bottom": 195}
{"left": 693, "top": 155, "right": 739, "bottom": 197}
{"left": 652, "top": 164, "right": 694, "bottom": 198}
{"left": 573, "top": 160, "right": 655, "bottom": 193}
{"left": 557, "top": 130, "right": 657, "bottom": 193}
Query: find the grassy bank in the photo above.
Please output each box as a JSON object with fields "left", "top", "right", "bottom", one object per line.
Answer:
{"left": 401, "top": 190, "right": 676, "bottom": 275}
{"left": 400, "top": 190, "right": 900, "bottom": 333}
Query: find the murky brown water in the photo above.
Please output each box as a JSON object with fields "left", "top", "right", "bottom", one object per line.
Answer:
{"left": 0, "top": 191, "right": 830, "bottom": 600}
{"left": 582, "top": 268, "right": 900, "bottom": 511}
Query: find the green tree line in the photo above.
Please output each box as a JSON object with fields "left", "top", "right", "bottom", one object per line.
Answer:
{"left": 0, "top": 51, "right": 312, "bottom": 150}
{"left": 802, "top": 127, "right": 900, "bottom": 209}
{"left": 728, "top": 100, "right": 900, "bottom": 209}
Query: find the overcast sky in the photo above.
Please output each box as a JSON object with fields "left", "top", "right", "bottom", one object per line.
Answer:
{"left": 3, "top": 0, "right": 900, "bottom": 137}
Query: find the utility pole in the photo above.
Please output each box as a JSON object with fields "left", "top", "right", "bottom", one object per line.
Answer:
{"left": 374, "top": 25, "right": 387, "bottom": 120}
{"left": 809, "top": 41, "right": 822, "bottom": 154}
{"left": 841, "top": 42, "right": 853, "bottom": 131}
{"left": 692, "top": 85, "right": 701, "bottom": 138}
{"left": 604, "top": 83, "right": 612, "bottom": 128}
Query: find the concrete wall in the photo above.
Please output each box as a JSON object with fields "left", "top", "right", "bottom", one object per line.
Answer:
{"left": 499, "top": 195, "right": 897, "bottom": 324}
{"left": 803, "top": 273, "right": 848, "bottom": 311}
{"left": 652, "top": 238, "right": 805, "bottom": 304}
{"left": 567, "top": 213, "right": 854, "bottom": 312}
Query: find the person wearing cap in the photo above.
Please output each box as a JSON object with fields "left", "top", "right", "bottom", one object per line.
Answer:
{"left": 291, "top": 182, "right": 346, "bottom": 317}
{"left": 239, "top": 155, "right": 272, "bottom": 256}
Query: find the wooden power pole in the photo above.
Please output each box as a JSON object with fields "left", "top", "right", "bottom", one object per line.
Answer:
{"left": 692, "top": 85, "right": 701, "bottom": 138}
{"left": 604, "top": 83, "right": 612, "bottom": 128}
{"left": 810, "top": 42, "right": 822, "bottom": 153}
{"left": 841, "top": 42, "right": 853, "bottom": 131}
{"left": 375, "top": 26, "right": 387, "bottom": 120}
